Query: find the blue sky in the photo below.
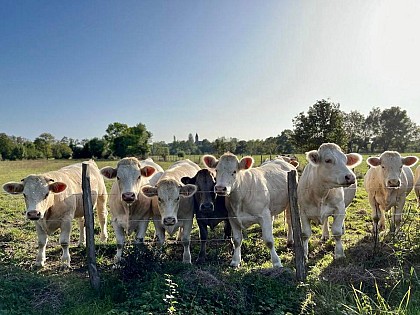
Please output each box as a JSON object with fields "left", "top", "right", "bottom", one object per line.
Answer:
{"left": 1, "top": 1, "right": 420, "bottom": 143}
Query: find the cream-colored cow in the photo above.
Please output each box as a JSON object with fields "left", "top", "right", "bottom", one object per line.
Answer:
{"left": 141, "top": 159, "right": 200, "bottom": 263}
{"left": 364, "top": 151, "right": 418, "bottom": 233}
{"left": 297, "top": 143, "right": 362, "bottom": 260}
{"left": 203, "top": 153, "right": 293, "bottom": 268}
{"left": 2, "top": 160, "right": 108, "bottom": 268}
{"left": 100, "top": 157, "right": 163, "bottom": 262}
{"left": 414, "top": 165, "right": 420, "bottom": 208}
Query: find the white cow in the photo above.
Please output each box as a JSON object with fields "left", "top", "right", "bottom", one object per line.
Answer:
{"left": 100, "top": 157, "right": 164, "bottom": 262}
{"left": 203, "top": 153, "right": 294, "bottom": 268}
{"left": 2, "top": 160, "right": 108, "bottom": 268}
{"left": 297, "top": 143, "right": 362, "bottom": 260}
{"left": 141, "top": 159, "right": 200, "bottom": 263}
{"left": 414, "top": 165, "right": 420, "bottom": 208}
{"left": 364, "top": 151, "right": 418, "bottom": 233}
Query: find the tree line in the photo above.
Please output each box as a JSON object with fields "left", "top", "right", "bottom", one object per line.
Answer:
{"left": 1, "top": 99, "right": 419, "bottom": 161}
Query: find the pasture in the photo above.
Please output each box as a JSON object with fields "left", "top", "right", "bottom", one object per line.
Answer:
{"left": 0, "top": 156, "right": 420, "bottom": 314}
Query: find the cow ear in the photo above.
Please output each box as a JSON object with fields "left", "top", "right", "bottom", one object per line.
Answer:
{"left": 367, "top": 157, "right": 381, "bottom": 167}
{"left": 2, "top": 182, "right": 24, "bottom": 194}
{"left": 49, "top": 182, "right": 67, "bottom": 193}
{"left": 346, "top": 153, "right": 363, "bottom": 168}
{"left": 141, "top": 185, "right": 158, "bottom": 198}
{"left": 290, "top": 160, "right": 299, "bottom": 168}
{"left": 141, "top": 166, "right": 156, "bottom": 178}
{"left": 181, "top": 176, "right": 194, "bottom": 185}
{"left": 202, "top": 155, "right": 218, "bottom": 168}
{"left": 402, "top": 156, "right": 419, "bottom": 167}
{"left": 239, "top": 156, "right": 254, "bottom": 170}
{"left": 179, "top": 184, "right": 197, "bottom": 198}
{"left": 100, "top": 167, "right": 117, "bottom": 179}
{"left": 306, "top": 150, "right": 320, "bottom": 166}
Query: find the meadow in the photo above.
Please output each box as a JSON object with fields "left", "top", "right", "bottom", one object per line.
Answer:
{"left": 0, "top": 155, "right": 419, "bottom": 314}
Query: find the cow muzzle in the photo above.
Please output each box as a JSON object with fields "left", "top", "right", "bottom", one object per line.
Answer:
{"left": 214, "top": 185, "right": 229, "bottom": 196}
{"left": 199, "top": 202, "right": 214, "bottom": 213}
{"left": 344, "top": 174, "right": 356, "bottom": 185}
{"left": 27, "top": 210, "right": 41, "bottom": 220}
{"left": 122, "top": 192, "right": 136, "bottom": 203}
{"left": 386, "top": 179, "right": 401, "bottom": 188}
{"left": 163, "top": 216, "right": 177, "bottom": 226}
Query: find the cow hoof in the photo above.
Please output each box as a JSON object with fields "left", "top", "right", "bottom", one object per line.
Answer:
{"left": 286, "top": 241, "right": 294, "bottom": 248}
{"left": 59, "top": 264, "right": 71, "bottom": 271}
{"left": 273, "top": 262, "right": 283, "bottom": 268}
{"left": 334, "top": 254, "right": 346, "bottom": 260}
{"left": 321, "top": 236, "right": 329, "bottom": 242}
{"left": 229, "top": 262, "right": 240, "bottom": 268}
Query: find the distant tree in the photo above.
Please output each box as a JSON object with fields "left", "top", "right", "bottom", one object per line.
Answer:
{"left": 34, "top": 133, "right": 55, "bottom": 159}
{"left": 152, "top": 141, "right": 170, "bottom": 161}
{"left": 293, "top": 99, "right": 347, "bottom": 152}
{"left": 84, "top": 137, "right": 107, "bottom": 159}
{"left": 0, "top": 133, "right": 14, "bottom": 160}
{"left": 108, "top": 123, "right": 151, "bottom": 158}
{"left": 343, "top": 110, "right": 365, "bottom": 153}
{"left": 51, "top": 143, "right": 72, "bottom": 159}
{"left": 377, "top": 106, "right": 416, "bottom": 152}
{"left": 235, "top": 140, "right": 247, "bottom": 155}
{"left": 276, "top": 129, "right": 295, "bottom": 154}
{"left": 198, "top": 139, "right": 214, "bottom": 154}
{"left": 365, "top": 107, "right": 382, "bottom": 153}
{"left": 10, "top": 145, "right": 25, "bottom": 160}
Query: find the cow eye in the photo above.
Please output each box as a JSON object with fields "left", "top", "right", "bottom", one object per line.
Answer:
{"left": 325, "top": 159, "right": 332, "bottom": 164}
{"left": 23, "top": 193, "right": 27, "bottom": 198}
{"left": 158, "top": 197, "right": 162, "bottom": 203}
{"left": 117, "top": 176, "right": 120, "bottom": 181}
{"left": 176, "top": 197, "right": 180, "bottom": 201}
{"left": 44, "top": 193, "right": 49, "bottom": 199}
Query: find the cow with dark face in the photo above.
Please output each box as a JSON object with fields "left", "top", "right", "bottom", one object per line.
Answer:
{"left": 181, "top": 169, "right": 231, "bottom": 264}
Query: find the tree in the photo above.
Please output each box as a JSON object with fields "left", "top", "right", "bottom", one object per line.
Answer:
{"left": 34, "top": 133, "right": 56, "bottom": 159}
{"left": 107, "top": 123, "right": 151, "bottom": 158}
{"left": 0, "top": 133, "right": 14, "bottom": 160}
{"left": 343, "top": 111, "right": 365, "bottom": 153}
{"left": 293, "top": 99, "right": 347, "bottom": 152}
{"left": 378, "top": 106, "right": 416, "bottom": 152}
{"left": 151, "top": 141, "right": 170, "bottom": 161}
{"left": 365, "top": 107, "right": 382, "bottom": 153}
{"left": 276, "top": 129, "right": 295, "bottom": 154}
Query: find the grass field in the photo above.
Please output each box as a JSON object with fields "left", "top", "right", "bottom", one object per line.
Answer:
{"left": 0, "top": 155, "right": 420, "bottom": 314}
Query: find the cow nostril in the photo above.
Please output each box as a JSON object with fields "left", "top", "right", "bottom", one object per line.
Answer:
{"left": 163, "top": 217, "right": 176, "bottom": 226}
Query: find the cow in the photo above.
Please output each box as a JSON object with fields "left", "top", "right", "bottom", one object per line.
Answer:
{"left": 141, "top": 159, "right": 200, "bottom": 263}
{"left": 2, "top": 160, "right": 108, "bottom": 268}
{"left": 297, "top": 143, "right": 362, "bottom": 260}
{"left": 414, "top": 165, "right": 420, "bottom": 208}
{"left": 202, "top": 153, "right": 295, "bottom": 268}
{"left": 100, "top": 157, "right": 164, "bottom": 262}
{"left": 181, "top": 168, "right": 231, "bottom": 264}
{"left": 364, "top": 151, "right": 418, "bottom": 234}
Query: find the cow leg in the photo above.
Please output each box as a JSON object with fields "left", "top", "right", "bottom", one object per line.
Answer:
{"left": 77, "top": 217, "right": 86, "bottom": 246}
{"left": 230, "top": 220, "right": 243, "bottom": 268}
{"left": 285, "top": 207, "right": 294, "bottom": 247}
{"left": 60, "top": 219, "right": 72, "bottom": 268}
{"left": 370, "top": 198, "right": 384, "bottom": 234}
{"left": 321, "top": 219, "right": 329, "bottom": 242}
{"left": 196, "top": 220, "right": 208, "bottom": 264}
{"left": 112, "top": 219, "right": 126, "bottom": 263}
{"left": 331, "top": 214, "right": 345, "bottom": 259}
{"left": 35, "top": 223, "right": 48, "bottom": 267}
{"left": 392, "top": 198, "right": 405, "bottom": 233}
{"left": 152, "top": 218, "right": 166, "bottom": 245}
{"left": 180, "top": 221, "right": 193, "bottom": 264}
{"left": 135, "top": 218, "right": 149, "bottom": 244}
{"left": 224, "top": 219, "right": 232, "bottom": 239}
{"left": 96, "top": 194, "right": 108, "bottom": 242}
{"left": 260, "top": 214, "right": 282, "bottom": 268}
{"left": 300, "top": 212, "right": 311, "bottom": 261}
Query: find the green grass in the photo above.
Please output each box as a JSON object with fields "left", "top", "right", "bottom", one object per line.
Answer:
{"left": 1, "top": 156, "right": 420, "bottom": 314}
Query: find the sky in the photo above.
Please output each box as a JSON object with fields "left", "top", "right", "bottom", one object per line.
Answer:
{"left": 1, "top": 1, "right": 420, "bottom": 144}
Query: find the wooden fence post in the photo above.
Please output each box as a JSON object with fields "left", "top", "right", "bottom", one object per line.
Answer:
{"left": 287, "top": 170, "right": 306, "bottom": 282}
{"left": 82, "top": 162, "right": 100, "bottom": 291}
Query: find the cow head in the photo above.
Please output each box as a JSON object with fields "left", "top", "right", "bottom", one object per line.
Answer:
{"left": 3, "top": 175, "right": 67, "bottom": 220}
{"left": 141, "top": 179, "right": 197, "bottom": 226}
{"left": 101, "top": 157, "right": 156, "bottom": 204}
{"left": 181, "top": 169, "right": 216, "bottom": 214}
{"left": 367, "top": 151, "right": 418, "bottom": 188}
{"left": 203, "top": 153, "right": 254, "bottom": 196}
{"left": 306, "top": 143, "right": 362, "bottom": 188}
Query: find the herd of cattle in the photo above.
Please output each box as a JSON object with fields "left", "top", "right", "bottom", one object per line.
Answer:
{"left": 3, "top": 143, "right": 420, "bottom": 269}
